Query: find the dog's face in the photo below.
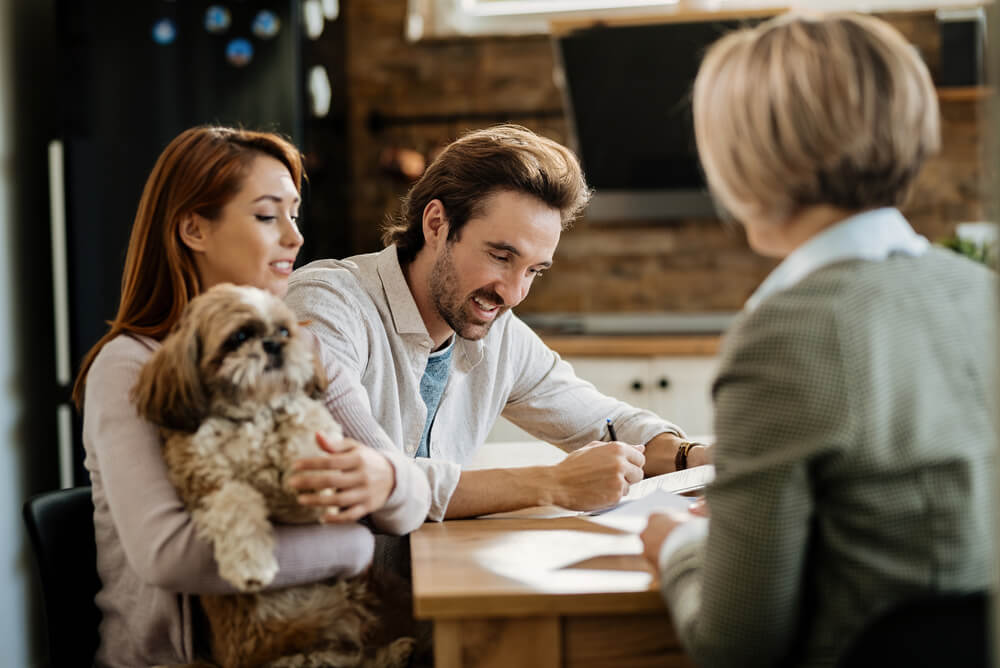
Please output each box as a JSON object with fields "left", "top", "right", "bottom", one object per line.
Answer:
{"left": 134, "top": 283, "right": 328, "bottom": 432}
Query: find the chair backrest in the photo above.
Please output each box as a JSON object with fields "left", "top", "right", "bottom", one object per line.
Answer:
{"left": 836, "top": 590, "right": 991, "bottom": 667}
{"left": 23, "top": 486, "right": 102, "bottom": 667}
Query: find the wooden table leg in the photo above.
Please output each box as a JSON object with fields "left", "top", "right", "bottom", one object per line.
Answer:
{"left": 433, "top": 616, "right": 562, "bottom": 668}
{"left": 563, "top": 613, "right": 696, "bottom": 668}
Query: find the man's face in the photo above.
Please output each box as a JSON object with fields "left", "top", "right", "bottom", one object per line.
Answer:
{"left": 428, "top": 191, "right": 561, "bottom": 341}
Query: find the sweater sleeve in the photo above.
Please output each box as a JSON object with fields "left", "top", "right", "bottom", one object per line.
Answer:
{"left": 319, "top": 341, "right": 432, "bottom": 535}
{"left": 659, "top": 298, "right": 847, "bottom": 667}
{"left": 84, "top": 335, "right": 375, "bottom": 595}
{"left": 290, "top": 274, "right": 459, "bottom": 523}
{"left": 499, "top": 316, "right": 686, "bottom": 448}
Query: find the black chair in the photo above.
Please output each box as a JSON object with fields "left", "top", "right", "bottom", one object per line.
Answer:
{"left": 23, "top": 486, "right": 102, "bottom": 667}
{"left": 836, "top": 590, "right": 991, "bottom": 667}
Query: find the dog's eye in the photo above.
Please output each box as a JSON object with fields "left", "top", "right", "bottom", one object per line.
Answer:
{"left": 226, "top": 328, "right": 251, "bottom": 349}
{"left": 277, "top": 326, "right": 290, "bottom": 338}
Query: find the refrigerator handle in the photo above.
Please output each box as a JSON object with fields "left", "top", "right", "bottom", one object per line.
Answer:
{"left": 48, "top": 139, "right": 74, "bottom": 489}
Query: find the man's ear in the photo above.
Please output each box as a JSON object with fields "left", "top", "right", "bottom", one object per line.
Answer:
{"left": 421, "top": 199, "right": 449, "bottom": 249}
{"left": 178, "top": 213, "right": 209, "bottom": 253}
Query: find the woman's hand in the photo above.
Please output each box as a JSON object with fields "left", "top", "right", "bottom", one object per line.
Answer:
{"left": 287, "top": 433, "right": 396, "bottom": 523}
{"left": 640, "top": 497, "right": 707, "bottom": 566}
{"left": 688, "top": 496, "right": 709, "bottom": 517}
{"left": 641, "top": 510, "right": 688, "bottom": 565}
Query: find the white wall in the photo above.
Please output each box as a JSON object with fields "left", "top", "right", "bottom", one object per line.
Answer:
{"left": 0, "top": 0, "right": 61, "bottom": 666}
{"left": 989, "top": 3, "right": 1000, "bottom": 665}
{"left": 0, "top": 5, "right": 31, "bottom": 665}
{"left": 0, "top": 3, "right": 29, "bottom": 661}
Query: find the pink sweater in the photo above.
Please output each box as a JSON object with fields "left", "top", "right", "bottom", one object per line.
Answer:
{"left": 83, "top": 333, "right": 430, "bottom": 667}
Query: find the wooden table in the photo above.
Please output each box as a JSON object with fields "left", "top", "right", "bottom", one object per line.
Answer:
{"left": 410, "top": 515, "right": 695, "bottom": 668}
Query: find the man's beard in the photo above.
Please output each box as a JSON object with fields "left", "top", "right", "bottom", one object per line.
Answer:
{"left": 428, "top": 244, "right": 507, "bottom": 340}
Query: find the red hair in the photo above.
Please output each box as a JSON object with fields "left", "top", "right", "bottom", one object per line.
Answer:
{"left": 72, "top": 126, "right": 304, "bottom": 409}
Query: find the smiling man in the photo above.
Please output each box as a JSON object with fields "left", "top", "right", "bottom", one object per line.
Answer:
{"left": 285, "top": 125, "right": 705, "bottom": 522}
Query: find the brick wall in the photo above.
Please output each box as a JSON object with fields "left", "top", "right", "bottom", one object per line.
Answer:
{"left": 306, "top": 2, "right": 990, "bottom": 313}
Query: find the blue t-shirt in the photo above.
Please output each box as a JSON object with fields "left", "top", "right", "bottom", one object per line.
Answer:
{"left": 416, "top": 337, "right": 454, "bottom": 458}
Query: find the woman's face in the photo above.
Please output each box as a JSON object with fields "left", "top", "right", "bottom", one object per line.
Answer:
{"left": 189, "top": 155, "right": 303, "bottom": 297}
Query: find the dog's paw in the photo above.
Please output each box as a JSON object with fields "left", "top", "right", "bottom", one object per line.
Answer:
{"left": 375, "top": 637, "right": 416, "bottom": 668}
{"left": 218, "top": 549, "right": 279, "bottom": 591}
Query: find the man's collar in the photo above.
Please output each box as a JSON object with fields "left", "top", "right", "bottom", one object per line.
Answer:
{"left": 745, "top": 208, "right": 929, "bottom": 313}
{"left": 375, "top": 245, "right": 487, "bottom": 369}
{"left": 375, "top": 245, "right": 430, "bottom": 336}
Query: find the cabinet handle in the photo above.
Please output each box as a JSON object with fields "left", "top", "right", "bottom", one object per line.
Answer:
{"left": 657, "top": 377, "right": 670, "bottom": 390}
{"left": 631, "top": 379, "right": 644, "bottom": 392}
{"left": 48, "top": 140, "right": 71, "bottom": 386}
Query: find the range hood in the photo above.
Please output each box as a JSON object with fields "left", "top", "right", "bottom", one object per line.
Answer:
{"left": 518, "top": 312, "right": 738, "bottom": 335}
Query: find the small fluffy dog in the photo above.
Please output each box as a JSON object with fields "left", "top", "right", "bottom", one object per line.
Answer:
{"left": 133, "top": 283, "right": 413, "bottom": 668}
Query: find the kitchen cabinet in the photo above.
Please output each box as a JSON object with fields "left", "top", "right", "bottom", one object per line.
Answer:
{"left": 486, "top": 354, "right": 719, "bottom": 442}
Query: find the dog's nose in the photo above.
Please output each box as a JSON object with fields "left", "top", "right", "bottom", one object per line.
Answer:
{"left": 262, "top": 339, "right": 283, "bottom": 355}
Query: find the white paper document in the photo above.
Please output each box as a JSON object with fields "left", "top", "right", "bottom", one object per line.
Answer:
{"left": 620, "top": 464, "right": 715, "bottom": 502}
{"left": 585, "top": 490, "right": 696, "bottom": 533}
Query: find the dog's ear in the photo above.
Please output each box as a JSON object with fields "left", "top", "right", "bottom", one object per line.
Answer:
{"left": 133, "top": 317, "right": 208, "bottom": 433}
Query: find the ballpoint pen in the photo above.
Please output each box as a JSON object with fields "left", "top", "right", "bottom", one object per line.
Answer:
{"left": 605, "top": 418, "right": 617, "bottom": 442}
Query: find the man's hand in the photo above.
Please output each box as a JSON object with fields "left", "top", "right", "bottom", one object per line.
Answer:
{"left": 548, "top": 441, "right": 645, "bottom": 511}
{"left": 287, "top": 433, "right": 396, "bottom": 523}
{"left": 644, "top": 432, "right": 714, "bottom": 476}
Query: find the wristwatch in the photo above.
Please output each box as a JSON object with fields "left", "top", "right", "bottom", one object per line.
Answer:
{"left": 674, "top": 440, "right": 701, "bottom": 471}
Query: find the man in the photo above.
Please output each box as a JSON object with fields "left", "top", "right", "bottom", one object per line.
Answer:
{"left": 286, "top": 124, "right": 707, "bottom": 521}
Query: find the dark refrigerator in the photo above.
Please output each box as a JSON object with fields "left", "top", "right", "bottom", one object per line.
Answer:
{"left": 50, "top": 0, "right": 305, "bottom": 487}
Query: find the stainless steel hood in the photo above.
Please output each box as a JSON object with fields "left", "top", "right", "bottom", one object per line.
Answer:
{"left": 517, "top": 311, "right": 739, "bottom": 335}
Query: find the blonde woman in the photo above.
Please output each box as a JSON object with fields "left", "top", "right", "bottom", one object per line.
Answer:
{"left": 640, "top": 13, "right": 996, "bottom": 668}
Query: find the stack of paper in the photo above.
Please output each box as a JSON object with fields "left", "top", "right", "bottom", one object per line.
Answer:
{"left": 584, "top": 490, "right": 696, "bottom": 533}
{"left": 620, "top": 464, "right": 716, "bottom": 502}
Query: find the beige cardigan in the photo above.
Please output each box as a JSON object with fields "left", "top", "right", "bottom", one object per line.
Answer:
{"left": 83, "top": 333, "right": 430, "bottom": 667}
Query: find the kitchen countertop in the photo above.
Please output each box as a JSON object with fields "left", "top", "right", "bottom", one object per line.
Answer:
{"left": 520, "top": 311, "right": 737, "bottom": 335}
{"left": 540, "top": 333, "right": 721, "bottom": 356}
{"left": 520, "top": 311, "right": 732, "bottom": 356}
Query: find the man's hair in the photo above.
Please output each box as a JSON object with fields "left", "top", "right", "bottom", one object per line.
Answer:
{"left": 692, "top": 12, "right": 940, "bottom": 224}
{"left": 382, "top": 124, "right": 592, "bottom": 263}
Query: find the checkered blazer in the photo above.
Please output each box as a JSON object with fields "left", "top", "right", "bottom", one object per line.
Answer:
{"left": 661, "top": 247, "right": 997, "bottom": 668}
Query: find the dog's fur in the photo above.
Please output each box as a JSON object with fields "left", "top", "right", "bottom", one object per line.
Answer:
{"left": 134, "top": 283, "right": 413, "bottom": 668}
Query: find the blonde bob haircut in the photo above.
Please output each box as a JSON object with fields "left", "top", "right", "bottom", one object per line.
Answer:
{"left": 692, "top": 12, "right": 940, "bottom": 225}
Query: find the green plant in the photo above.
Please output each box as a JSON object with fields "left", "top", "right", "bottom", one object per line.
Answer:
{"left": 938, "top": 236, "right": 998, "bottom": 270}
